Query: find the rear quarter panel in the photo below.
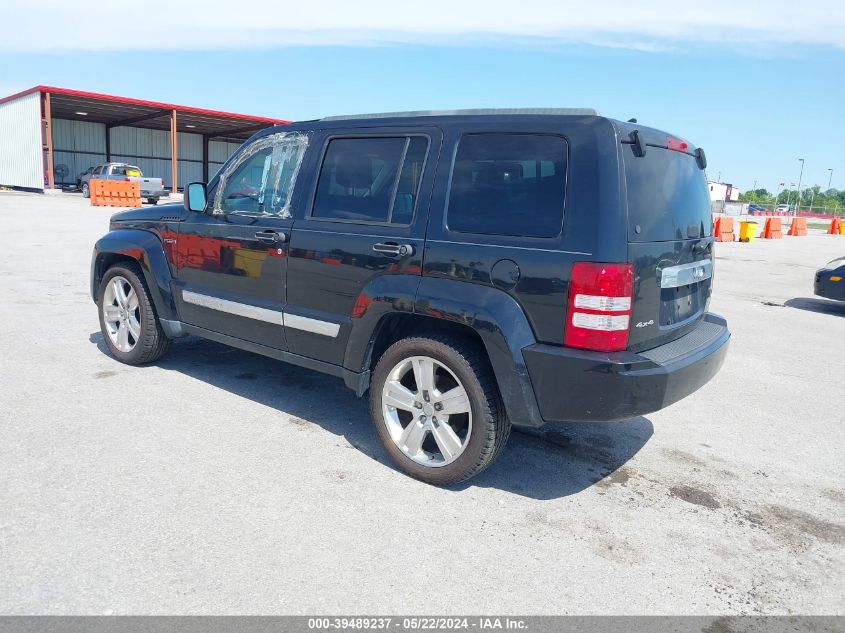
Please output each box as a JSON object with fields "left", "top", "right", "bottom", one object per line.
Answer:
{"left": 422, "top": 116, "right": 626, "bottom": 345}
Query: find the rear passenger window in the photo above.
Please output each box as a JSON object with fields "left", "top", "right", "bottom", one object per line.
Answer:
{"left": 312, "top": 137, "right": 428, "bottom": 224}
{"left": 447, "top": 134, "right": 568, "bottom": 237}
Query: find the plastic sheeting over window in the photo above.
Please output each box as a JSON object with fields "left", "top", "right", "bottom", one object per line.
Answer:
{"left": 213, "top": 132, "right": 308, "bottom": 218}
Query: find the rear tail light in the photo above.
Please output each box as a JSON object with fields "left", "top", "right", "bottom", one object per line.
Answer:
{"left": 124, "top": 177, "right": 130, "bottom": 181}
{"left": 564, "top": 262, "right": 634, "bottom": 352}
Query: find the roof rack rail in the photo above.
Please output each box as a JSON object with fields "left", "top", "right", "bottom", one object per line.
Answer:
{"left": 320, "top": 107, "right": 599, "bottom": 121}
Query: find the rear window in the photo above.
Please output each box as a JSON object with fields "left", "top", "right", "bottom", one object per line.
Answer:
{"left": 447, "top": 134, "right": 568, "bottom": 238}
{"left": 111, "top": 165, "right": 142, "bottom": 177}
{"left": 624, "top": 146, "right": 712, "bottom": 242}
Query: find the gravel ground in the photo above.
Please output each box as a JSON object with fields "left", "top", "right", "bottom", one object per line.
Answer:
{"left": 1, "top": 191, "right": 843, "bottom": 615}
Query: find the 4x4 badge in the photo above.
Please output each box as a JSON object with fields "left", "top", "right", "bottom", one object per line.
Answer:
{"left": 636, "top": 320, "right": 655, "bottom": 328}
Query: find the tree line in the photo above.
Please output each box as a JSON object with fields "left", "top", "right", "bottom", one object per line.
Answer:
{"left": 739, "top": 186, "right": 844, "bottom": 210}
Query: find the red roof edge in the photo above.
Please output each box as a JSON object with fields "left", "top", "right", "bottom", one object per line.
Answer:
{"left": 0, "top": 86, "right": 41, "bottom": 106}
{"left": 0, "top": 85, "right": 291, "bottom": 125}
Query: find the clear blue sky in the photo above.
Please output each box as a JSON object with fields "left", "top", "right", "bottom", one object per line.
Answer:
{"left": 1, "top": 41, "right": 842, "bottom": 194}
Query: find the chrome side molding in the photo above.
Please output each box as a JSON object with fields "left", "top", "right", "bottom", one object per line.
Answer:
{"left": 183, "top": 290, "right": 284, "bottom": 326}
{"left": 182, "top": 290, "right": 340, "bottom": 337}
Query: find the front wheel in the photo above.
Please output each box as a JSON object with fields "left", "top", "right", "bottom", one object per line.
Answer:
{"left": 97, "top": 264, "right": 171, "bottom": 364}
{"left": 370, "top": 335, "right": 510, "bottom": 485}
{"left": 82, "top": 182, "right": 89, "bottom": 198}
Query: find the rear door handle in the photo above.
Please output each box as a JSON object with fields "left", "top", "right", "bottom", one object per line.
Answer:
{"left": 373, "top": 242, "right": 414, "bottom": 257}
{"left": 254, "top": 230, "right": 286, "bottom": 244}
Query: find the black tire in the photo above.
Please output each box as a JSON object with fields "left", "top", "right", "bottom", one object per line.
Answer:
{"left": 97, "top": 263, "right": 171, "bottom": 365}
{"left": 147, "top": 198, "right": 158, "bottom": 205}
{"left": 370, "top": 335, "right": 510, "bottom": 485}
{"left": 82, "top": 182, "right": 90, "bottom": 198}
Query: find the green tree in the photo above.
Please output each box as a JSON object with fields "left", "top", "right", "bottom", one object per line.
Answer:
{"left": 739, "top": 188, "right": 771, "bottom": 203}
{"left": 775, "top": 187, "right": 844, "bottom": 213}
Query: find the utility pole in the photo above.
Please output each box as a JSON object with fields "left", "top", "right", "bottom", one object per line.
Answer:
{"left": 828, "top": 168, "right": 834, "bottom": 191}
{"left": 795, "top": 158, "right": 805, "bottom": 216}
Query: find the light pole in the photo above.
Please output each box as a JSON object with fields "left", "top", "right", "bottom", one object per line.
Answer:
{"left": 795, "top": 159, "right": 805, "bottom": 215}
{"left": 809, "top": 185, "right": 818, "bottom": 212}
{"left": 828, "top": 168, "right": 834, "bottom": 191}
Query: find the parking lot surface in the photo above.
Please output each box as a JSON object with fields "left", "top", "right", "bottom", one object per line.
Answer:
{"left": 1, "top": 191, "right": 843, "bottom": 614}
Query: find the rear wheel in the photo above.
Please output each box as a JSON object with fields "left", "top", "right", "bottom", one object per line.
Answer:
{"left": 370, "top": 336, "right": 510, "bottom": 485}
{"left": 97, "top": 264, "right": 171, "bottom": 365}
{"left": 147, "top": 198, "right": 158, "bottom": 205}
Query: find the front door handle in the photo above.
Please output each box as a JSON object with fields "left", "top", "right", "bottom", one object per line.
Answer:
{"left": 373, "top": 242, "right": 415, "bottom": 257}
{"left": 254, "top": 230, "right": 286, "bottom": 244}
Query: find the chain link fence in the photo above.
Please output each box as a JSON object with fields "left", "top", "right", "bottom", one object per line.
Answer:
{"left": 711, "top": 199, "right": 844, "bottom": 218}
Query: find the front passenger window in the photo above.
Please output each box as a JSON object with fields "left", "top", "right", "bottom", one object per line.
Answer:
{"left": 219, "top": 147, "right": 273, "bottom": 214}
{"left": 215, "top": 133, "right": 307, "bottom": 217}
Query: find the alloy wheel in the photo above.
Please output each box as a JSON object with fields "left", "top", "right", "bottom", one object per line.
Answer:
{"left": 102, "top": 276, "right": 141, "bottom": 352}
{"left": 381, "top": 355, "right": 473, "bottom": 467}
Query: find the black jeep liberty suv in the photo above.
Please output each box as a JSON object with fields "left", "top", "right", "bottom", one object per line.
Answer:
{"left": 91, "top": 109, "right": 730, "bottom": 485}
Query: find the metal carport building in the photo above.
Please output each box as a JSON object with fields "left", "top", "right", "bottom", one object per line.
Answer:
{"left": 0, "top": 85, "right": 289, "bottom": 192}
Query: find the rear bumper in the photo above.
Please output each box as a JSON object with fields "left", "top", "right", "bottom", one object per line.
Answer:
{"left": 814, "top": 272, "right": 845, "bottom": 301}
{"left": 141, "top": 191, "right": 166, "bottom": 198}
{"left": 522, "top": 313, "right": 730, "bottom": 423}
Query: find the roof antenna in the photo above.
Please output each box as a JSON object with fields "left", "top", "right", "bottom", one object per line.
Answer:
{"left": 627, "top": 118, "right": 637, "bottom": 123}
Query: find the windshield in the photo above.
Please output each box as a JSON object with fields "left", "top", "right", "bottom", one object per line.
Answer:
{"left": 624, "top": 145, "right": 712, "bottom": 242}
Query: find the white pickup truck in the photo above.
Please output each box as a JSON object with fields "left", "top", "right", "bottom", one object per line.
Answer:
{"left": 79, "top": 163, "right": 168, "bottom": 205}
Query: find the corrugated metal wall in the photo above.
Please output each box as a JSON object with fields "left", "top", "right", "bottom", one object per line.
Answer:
{"left": 0, "top": 92, "right": 43, "bottom": 190}
{"left": 52, "top": 119, "right": 106, "bottom": 186}
{"left": 209, "top": 140, "right": 242, "bottom": 179}
{"left": 110, "top": 127, "right": 203, "bottom": 188}
{"left": 0, "top": 101, "right": 245, "bottom": 190}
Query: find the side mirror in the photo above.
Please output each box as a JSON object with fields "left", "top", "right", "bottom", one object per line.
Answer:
{"left": 184, "top": 182, "right": 208, "bottom": 212}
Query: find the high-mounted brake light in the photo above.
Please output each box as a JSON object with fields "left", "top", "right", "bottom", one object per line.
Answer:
{"left": 666, "top": 137, "right": 689, "bottom": 153}
{"left": 564, "top": 262, "right": 634, "bottom": 352}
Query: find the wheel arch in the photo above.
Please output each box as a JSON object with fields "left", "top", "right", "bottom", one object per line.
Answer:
{"left": 91, "top": 229, "right": 177, "bottom": 322}
{"left": 347, "top": 275, "right": 545, "bottom": 428}
{"left": 366, "top": 313, "right": 487, "bottom": 371}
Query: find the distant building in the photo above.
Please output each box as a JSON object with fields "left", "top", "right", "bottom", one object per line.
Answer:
{"left": 708, "top": 181, "right": 740, "bottom": 203}
{"left": 0, "top": 85, "right": 287, "bottom": 192}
